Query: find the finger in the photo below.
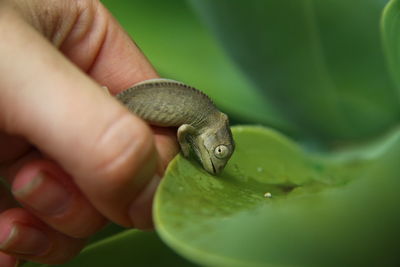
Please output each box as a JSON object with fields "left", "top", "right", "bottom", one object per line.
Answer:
{"left": 0, "top": 208, "right": 86, "bottom": 265}
{"left": 0, "top": 252, "right": 18, "bottom": 267}
{"left": 0, "top": 148, "right": 42, "bottom": 181}
{"left": 128, "top": 127, "right": 179, "bottom": 230}
{"left": 60, "top": 1, "right": 158, "bottom": 92}
{"left": 11, "top": 159, "right": 106, "bottom": 238}
{"left": 2, "top": 150, "right": 106, "bottom": 238}
{"left": 0, "top": 6, "right": 157, "bottom": 227}
{"left": 12, "top": 0, "right": 157, "bottom": 93}
{"left": 152, "top": 127, "right": 180, "bottom": 172}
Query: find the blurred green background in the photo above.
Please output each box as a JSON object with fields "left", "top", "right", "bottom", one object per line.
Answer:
{"left": 25, "top": 0, "right": 400, "bottom": 266}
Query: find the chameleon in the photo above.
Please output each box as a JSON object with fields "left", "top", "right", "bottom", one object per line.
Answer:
{"left": 113, "top": 78, "right": 235, "bottom": 175}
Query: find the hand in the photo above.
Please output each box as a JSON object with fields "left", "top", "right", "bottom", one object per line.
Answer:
{"left": 0, "top": 0, "right": 179, "bottom": 265}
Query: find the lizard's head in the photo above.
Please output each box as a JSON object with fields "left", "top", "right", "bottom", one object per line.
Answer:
{"left": 195, "top": 113, "right": 235, "bottom": 175}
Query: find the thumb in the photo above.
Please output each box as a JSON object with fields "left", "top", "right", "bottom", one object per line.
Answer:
{"left": 0, "top": 7, "right": 158, "bottom": 227}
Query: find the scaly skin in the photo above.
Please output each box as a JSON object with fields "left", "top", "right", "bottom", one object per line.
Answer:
{"left": 115, "top": 78, "right": 235, "bottom": 175}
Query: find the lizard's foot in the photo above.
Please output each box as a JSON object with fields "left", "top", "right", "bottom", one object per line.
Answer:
{"left": 177, "top": 124, "right": 196, "bottom": 157}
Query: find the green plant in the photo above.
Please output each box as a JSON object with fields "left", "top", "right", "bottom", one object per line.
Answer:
{"left": 26, "top": 0, "right": 400, "bottom": 266}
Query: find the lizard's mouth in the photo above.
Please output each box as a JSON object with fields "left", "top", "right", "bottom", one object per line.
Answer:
{"left": 206, "top": 150, "right": 218, "bottom": 175}
{"left": 210, "top": 160, "right": 217, "bottom": 174}
{"left": 194, "top": 140, "right": 218, "bottom": 175}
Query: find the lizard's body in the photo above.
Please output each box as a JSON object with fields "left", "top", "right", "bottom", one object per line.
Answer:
{"left": 115, "top": 79, "right": 235, "bottom": 174}
{"left": 116, "top": 80, "right": 216, "bottom": 128}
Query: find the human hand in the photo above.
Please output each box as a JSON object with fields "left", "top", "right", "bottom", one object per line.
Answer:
{"left": 0, "top": 0, "right": 179, "bottom": 265}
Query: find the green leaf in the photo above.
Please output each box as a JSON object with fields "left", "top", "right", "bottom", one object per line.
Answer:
{"left": 189, "top": 0, "right": 400, "bottom": 142}
{"left": 23, "top": 230, "right": 195, "bottom": 267}
{"left": 382, "top": 0, "right": 400, "bottom": 98}
{"left": 155, "top": 126, "right": 400, "bottom": 266}
{"left": 101, "top": 0, "right": 296, "bottom": 133}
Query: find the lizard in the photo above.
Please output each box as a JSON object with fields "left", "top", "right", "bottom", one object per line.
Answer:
{"left": 111, "top": 78, "right": 235, "bottom": 175}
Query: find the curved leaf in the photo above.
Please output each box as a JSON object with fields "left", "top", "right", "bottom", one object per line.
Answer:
{"left": 382, "top": 0, "right": 400, "bottom": 98}
{"left": 155, "top": 126, "right": 400, "bottom": 266}
{"left": 189, "top": 0, "right": 400, "bottom": 142}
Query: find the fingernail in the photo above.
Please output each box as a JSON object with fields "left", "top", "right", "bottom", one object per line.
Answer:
{"left": 13, "top": 172, "right": 71, "bottom": 216}
{"left": 129, "top": 175, "right": 161, "bottom": 230}
{"left": 0, "top": 223, "right": 50, "bottom": 255}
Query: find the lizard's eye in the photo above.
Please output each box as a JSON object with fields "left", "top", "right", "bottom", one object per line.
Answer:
{"left": 214, "top": 145, "right": 229, "bottom": 159}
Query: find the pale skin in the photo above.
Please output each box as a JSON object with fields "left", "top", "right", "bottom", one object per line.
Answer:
{"left": 0, "top": 0, "right": 179, "bottom": 266}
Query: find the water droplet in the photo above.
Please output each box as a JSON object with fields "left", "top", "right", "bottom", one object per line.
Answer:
{"left": 264, "top": 192, "right": 272, "bottom": 198}
{"left": 257, "top": 167, "right": 264, "bottom": 173}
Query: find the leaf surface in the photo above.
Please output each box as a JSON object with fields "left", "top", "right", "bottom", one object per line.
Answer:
{"left": 155, "top": 126, "right": 400, "bottom": 266}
